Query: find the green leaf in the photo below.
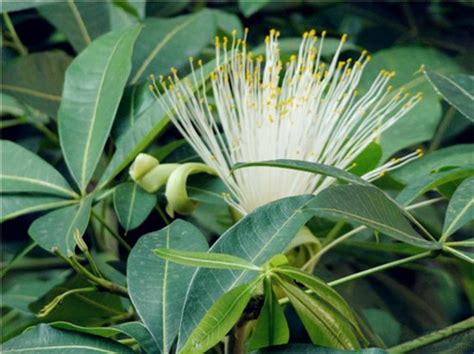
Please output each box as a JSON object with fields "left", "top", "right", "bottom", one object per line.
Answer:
{"left": 181, "top": 279, "right": 260, "bottom": 354}
{"left": 275, "top": 276, "right": 360, "bottom": 349}
{"left": 350, "top": 142, "right": 383, "bottom": 176}
{"left": 391, "top": 144, "right": 474, "bottom": 183}
{"left": 212, "top": 9, "right": 243, "bottom": 37}
{"left": 0, "top": 0, "right": 60, "bottom": 13}
{"left": 238, "top": 0, "right": 270, "bottom": 17}
{"left": 109, "top": 0, "right": 145, "bottom": 31}
{"left": 0, "top": 93, "right": 25, "bottom": 116}
{"left": 2, "top": 324, "right": 134, "bottom": 353}
{"left": 155, "top": 248, "right": 261, "bottom": 271}
{"left": 0, "top": 51, "right": 71, "bottom": 118}
{"left": 113, "top": 182, "right": 157, "bottom": 232}
{"left": 28, "top": 197, "right": 92, "bottom": 254}
{"left": 177, "top": 195, "right": 314, "bottom": 351}
{"left": 59, "top": 26, "right": 141, "bottom": 193}
{"left": 359, "top": 47, "right": 463, "bottom": 159}
{"left": 250, "top": 344, "right": 387, "bottom": 353}
{"left": 307, "top": 185, "right": 439, "bottom": 249}
{"left": 443, "top": 246, "right": 474, "bottom": 264}
{"left": 130, "top": 10, "right": 216, "bottom": 84}
{"left": 127, "top": 220, "right": 209, "bottom": 354}
{"left": 38, "top": 1, "right": 111, "bottom": 52}
{"left": 0, "top": 140, "right": 76, "bottom": 198}
{"left": 425, "top": 70, "right": 474, "bottom": 122}
{"left": 442, "top": 177, "right": 474, "bottom": 239}
{"left": 99, "top": 56, "right": 219, "bottom": 189}
{"left": 1, "top": 194, "right": 74, "bottom": 222}
{"left": 247, "top": 279, "right": 289, "bottom": 351}
{"left": 397, "top": 166, "right": 474, "bottom": 206}
{"left": 50, "top": 321, "right": 158, "bottom": 354}
{"left": 233, "top": 159, "right": 370, "bottom": 187}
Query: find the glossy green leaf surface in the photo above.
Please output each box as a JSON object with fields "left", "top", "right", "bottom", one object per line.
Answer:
{"left": 127, "top": 220, "right": 209, "bottom": 354}
{"left": 130, "top": 10, "right": 216, "bottom": 84}
{"left": 250, "top": 344, "right": 387, "bottom": 353}
{"left": 38, "top": 1, "right": 111, "bottom": 52}
{"left": 59, "top": 26, "right": 141, "bottom": 193}
{"left": 425, "top": 70, "right": 474, "bottom": 122}
{"left": 397, "top": 166, "right": 474, "bottom": 206}
{"left": 2, "top": 324, "right": 134, "bottom": 353}
{"left": 28, "top": 197, "right": 92, "bottom": 254}
{"left": 0, "top": 140, "right": 76, "bottom": 198}
{"left": 442, "top": 177, "right": 474, "bottom": 239}
{"left": 0, "top": 51, "right": 71, "bottom": 117}
{"left": 155, "top": 248, "right": 261, "bottom": 271}
{"left": 113, "top": 182, "right": 157, "bottom": 232}
{"left": 181, "top": 280, "right": 260, "bottom": 354}
{"left": 239, "top": 0, "right": 270, "bottom": 17}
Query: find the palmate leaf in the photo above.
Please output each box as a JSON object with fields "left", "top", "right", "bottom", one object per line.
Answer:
{"left": 181, "top": 279, "right": 261, "bottom": 354}
{"left": 127, "top": 220, "right": 209, "bottom": 354}
{"left": 154, "top": 248, "right": 261, "bottom": 271}
{"left": 59, "top": 26, "right": 141, "bottom": 193}
{"left": 2, "top": 324, "right": 133, "bottom": 353}
{"left": 178, "top": 185, "right": 436, "bottom": 351}
{"left": 0, "top": 140, "right": 77, "bottom": 198}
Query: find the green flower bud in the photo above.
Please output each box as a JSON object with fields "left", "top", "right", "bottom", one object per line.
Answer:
{"left": 129, "top": 153, "right": 159, "bottom": 182}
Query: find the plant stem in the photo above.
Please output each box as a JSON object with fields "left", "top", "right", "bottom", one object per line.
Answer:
{"left": 429, "top": 106, "right": 456, "bottom": 152}
{"left": 0, "top": 241, "right": 37, "bottom": 278}
{"left": 2, "top": 13, "right": 28, "bottom": 55}
{"left": 91, "top": 210, "right": 131, "bottom": 252}
{"left": 155, "top": 204, "right": 171, "bottom": 225}
{"left": 387, "top": 317, "right": 474, "bottom": 353}
{"left": 280, "top": 251, "right": 433, "bottom": 305}
{"left": 328, "top": 251, "right": 433, "bottom": 287}
{"left": 322, "top": 220, "right": 345, "bottom": 246}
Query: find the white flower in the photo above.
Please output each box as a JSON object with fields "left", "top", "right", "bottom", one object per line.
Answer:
{"left": 153, "top": 29, "right": 423, "bottom": 215}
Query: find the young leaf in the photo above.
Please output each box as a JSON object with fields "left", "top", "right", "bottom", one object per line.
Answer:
{"left": 2, "top": 324, "right": 134, "bottom": 353}
{"left": 127, "top": 220, "right": 209, "bottom": 354}
{"left": 113, "top": 182, "right": 157, "bottom": 232}
{"left": 0, "top": 51, "right": 71, "bottom": 117}
{"left": 247, "top": 278, "right": 289, "bottom": 351}
{"left": 397, "top": 166, "right": 474, "bottom": 206}
{"left": 1, "top": 140, "right": 77, "bottom": 198}
{"left": 38, "top": 1, "right": 111, "bottom": 52}
{"left": 130, "top": 10, "right": 216, "bottom": 84}
{"left": 233, "top": 159, "right": 370, "bottom": 187}
{"left": 181, "top": 279, "right": 260, "bottom": 354}
{"left": 59, "top": 26, "right": 141, "bottom": 193}
{"left": 28, "top": 197, "right": 92, "bottom": 254}
{"left": 442, "top": 177, "right": 474, "bottom": 240}
{"left": 154, "top": 248, "right": 261, "bottom": 271}
{"left": 424, "top": 70, "right": 474, "bottom": 122}
{"left": 275, "top": 276, "right": 361, "bottom": 349}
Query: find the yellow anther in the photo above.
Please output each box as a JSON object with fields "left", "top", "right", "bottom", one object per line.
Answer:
{"left": 270, "top": 28, "right": 276, "bottom": 36}
{"left": 341, "top": 33, "right": 348, "bottom": 42}
{"left": 387, "top": 85, "right": 393, "bottom": 92}
{"left": 170, "top": 67, "right": 177, "bottom": 75}
{"left": 361, "top": 50, "right": 368, "bottom": 56}
{"left": 303, "top": 32, "right": 308, "bottom": 38}
{"left": 215, "top": 36, "right": 220, "bottom": 48}
{"left": 232, "top": 29, "right": 237, "bottom": 36}
{"left": 198, "top": 59, "right": 203, "bottom": 66}
{"left": 321, "top": 30, "right": 327, "bottom": 37}
{"left": 309, "top": 29, "right": 316, "bottom": 37}
{"left": 365, "top": 55, "right": 372, "bottom": 62}
{"left": 290, "top": 55, "right": 296, "bottom": 62}
{"left": 416, "top": 148, "right": 424, "bottom": 157}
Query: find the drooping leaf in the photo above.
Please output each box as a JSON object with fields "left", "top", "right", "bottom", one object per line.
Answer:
{"left": 38, "top": 1, "right": 111, "bottom": 52}
{"left": 307, "top": 185, "right": 439, "bottom": 249}
{"left": 155, "top": 248, "right": 261, "bottom": 271}
{"left": 59, "top": 26, "right": 141, "bottom": 193}
{"left": 177, "top": 195, "right": 314, "bottom": 351}
{"left": 1, "top": 194, "right": 74, "bottom": 222}
{"left": 247, "top": 279, "right": 289, "bottom": 351}
{"left": 181, "top": 279, "right": 260, "bottom": 354}
{"left": 424, "top": 70, "right": 474, "bottom": 122}
{"left": 0, "top": 0, "right": 60, "bottom": 13}
{"left": 238, "top": 0, "right": 270, "bottom": 17}
{"left": 2, "top": 324, "right": 134, "bottom": 353}
{"left": 442, "top": 177, "right": 474, "bottom": 239}
{"left": 113, "top": 182, "right": 157, "bottom": 232}
{"left": 127, "top": 220, "right": 209, "bottom": 354}
{"left": 28, "top": 197, "right": 92, "bottom": 254}
{"left": 130, "top": 10, "right": 216, "bottom": 84}
{"left": 359, "top": 47, "right": 463, "bottom": 159}
{"left": 397, "top": 166, "right": 474, "bottom": 206}
{"left": 275, "top": 276, "right": 360, "bottom": 349}
{"left": 0, "top": 51, "right": 71, "bottom": 118}
{"left": 391, "top": 144, "right": 474, "bottom": 183}
{"left": 0, "top": 140, "right": 77, "bottom": 198}
{"left": 233, "top": 159, "right": 370, "bottom": 187}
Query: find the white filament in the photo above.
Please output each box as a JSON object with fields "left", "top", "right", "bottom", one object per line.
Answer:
{"left": 155, "top": 29, "right": 422, "bottom": 214}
